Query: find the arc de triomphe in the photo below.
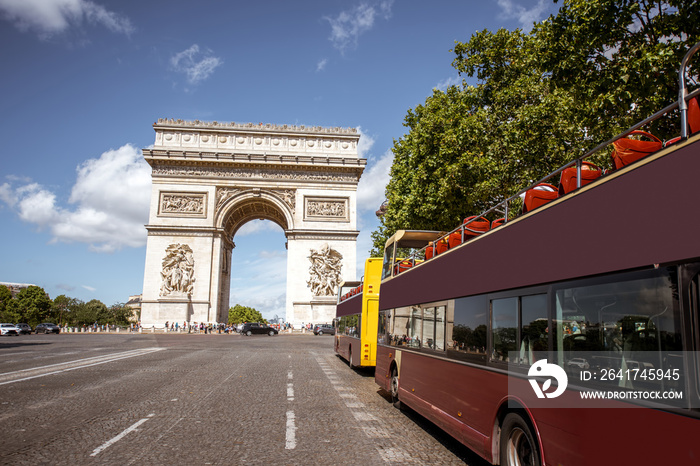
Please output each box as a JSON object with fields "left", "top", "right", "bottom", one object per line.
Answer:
{"left": 139, "top": 118, "right": 365, "bottom": 328}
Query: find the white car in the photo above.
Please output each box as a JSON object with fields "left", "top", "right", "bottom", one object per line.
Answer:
{"left": 0, "top": 323, "right": 20, "bottom": 336}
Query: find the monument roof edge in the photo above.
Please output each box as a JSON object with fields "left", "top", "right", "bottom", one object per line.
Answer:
{"left": 153, "top": 118, "right": 360, "bottom": 137}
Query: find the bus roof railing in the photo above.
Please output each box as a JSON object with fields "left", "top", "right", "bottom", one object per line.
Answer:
{"left": 388, "top": 41, "right": 700, "bottom": 276}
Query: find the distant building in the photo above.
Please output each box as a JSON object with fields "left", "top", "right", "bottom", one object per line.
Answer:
{"left": 126, "top": 294, "right": 142, "bottom": 322}
{"left": 0, "top": 282, "right": 37, "bottom": 298}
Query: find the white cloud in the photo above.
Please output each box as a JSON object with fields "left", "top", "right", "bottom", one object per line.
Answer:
{"left": 171, "top": 44, "right": 223, "bottom": 85}
{"left": 355, "top": 127, "right": 392, "bottom": 213}
{"left": 82, "top": 284, "right": 96, "bottom": 292}
{"left": 316, "top": 58, "right": 328, "bottom": 72}
{"left": 0, "top": 182, "right": 17, "bottom": 207}
{"left": 0, "top": 0, "right": 134, "bottom": 38}
{"left": 434, "top": 76, "right": 462, "bottom": 92}
{"left": 357, "top": 148, "right": 393, "bottom": 213}
{"left": 324, "top": 0, "right": 394, "bottom": 53}
{"left": 496, "top": 0, "right": 550, "bottom": 32}
{"left": 0, "top": 144, "right": 151, "bottom": 253}
{"left": 236, "top": 219, "right": 284, "bottom": 237}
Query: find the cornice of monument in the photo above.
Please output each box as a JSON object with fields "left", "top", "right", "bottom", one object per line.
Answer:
{"left": 143, "top": 149, "right": 366, "bottom": 170}
{"left": 149, "top": 118, "right": 362, "bottom": 163}
{"left": 154, "top": 118, "right": 359, "bottom": 137}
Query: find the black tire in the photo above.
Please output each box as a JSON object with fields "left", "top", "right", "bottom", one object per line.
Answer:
{"left": 268, "top": 330, "right": 275, "bottom": 336}
{"left": 500, "top": 413, "right": 541, "bottom": 466}
{"left": 349, "top": 348, "right": 354, "bottom": 368}
{"left": 318, "top": 330, "right": 324, "bottom": 335}
{"left": 390, "top": 367, "right": 402, "bottom": 409}
{"left": 246, "top": 330, "right": 252, "bottom": 336}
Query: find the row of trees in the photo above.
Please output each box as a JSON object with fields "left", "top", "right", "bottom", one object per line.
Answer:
{"left": 0, "top": 285, "right": 135, "bottom": 328}
{"left": 371, "top": 0, "right": 699, "bottom": 254}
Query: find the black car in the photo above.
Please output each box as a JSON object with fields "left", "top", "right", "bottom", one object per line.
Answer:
{"left": 313, "top": 324, "right": 335, "bottom": 335}
{"left": 239, "top": 323, "right": 277, "bottom": 336}
{"left": 15, "top": 323, "right": 32, "bottom": 335}
{"left": 35, "top": 323, "right": 61, "bottom": 334}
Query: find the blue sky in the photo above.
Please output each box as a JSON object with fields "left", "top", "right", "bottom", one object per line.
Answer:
{"left": 0, "top": 0, "right": 558, "bottom": 321}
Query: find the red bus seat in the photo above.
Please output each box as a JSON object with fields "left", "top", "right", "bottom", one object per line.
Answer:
{"left": 491, "top": 218, "right": 506, "bottom": 229}
{"left": 435, "top": 237, "right": 449, "bottom": 255}
{"left": 522, "top": 183, "right": 558, "bottom": 214}
{"left": 559, "top": 161, "right": 602, "bottom": 195}
{"left": 425, "top": 242, "right": 435, "bottom": 260}
{"left": 664, "top": 136, "right": 681, "bottom": 147}
{"left": 689, "top": 96, "right": 700, "bottom": 134}
{"left": 394, "top": 260, "right": 414, "bottom": 275}
{"left": 611, "top": 130, "right": 662, "bottom": 170}
{"left": 448, "top": 216, "right": 490, "bottom": 248}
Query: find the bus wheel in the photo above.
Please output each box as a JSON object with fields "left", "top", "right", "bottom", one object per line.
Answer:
{"left": 390, "top": 367, "right": 402, "bottom": 409}
{"left": 500, "top": 413, "right": 540, "bottom": 466}
{"left": 349, "top": 349, "right": 354, "bottom": 368}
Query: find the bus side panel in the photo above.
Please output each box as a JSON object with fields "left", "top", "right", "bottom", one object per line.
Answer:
{"left": 336, "top": 335, "right": 359, "bottom": 364}
{"left": 396, "top": 351, "right": 494, "bottom": 459}
{"left": 362, "top": 297, "right": 379, "bottom": 366}
{"left": 387, "top": 349, "right": 700, "bottom": 465}
{"left": 375, "top": 345, "right": 393, "bottom": 393}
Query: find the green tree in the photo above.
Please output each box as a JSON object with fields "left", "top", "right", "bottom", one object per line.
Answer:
{"left": 52, "top": 294, "right": 77, "bottom": 327}
{"left": 13, "top": 286, "right": 53, "bottom": 326}
{"left": 372, "top": 0, "right": 699, "bottom": 255}
{"left": 108, "top": 303, "right": 136, "bottom": 326}
{"left": 228, "top": 304, "right": 267, "bottom": 324}
{"left": 0, "top": 285, "right": 20, "bottom": 322}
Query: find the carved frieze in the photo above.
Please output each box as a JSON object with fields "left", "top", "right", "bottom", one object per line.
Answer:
{"left": 159, "top": 192, "right": 207, "bottom": 217}
{"left": 152, "top": 165, "right": 359, "bottom": 183}
{"left": 159, "top": 243, "right": 195, "bottom": 297}
{"left": 271, "top": 189, "right": 296, "bottom": 214}
{"left": 306, "top": 244, "right": 343, "bottom": 297}
{"left": 215, "top": 187, "right": 296, "bottom": 216}
{"left": 304, "top": 196, "right": 349, "bottom": 222}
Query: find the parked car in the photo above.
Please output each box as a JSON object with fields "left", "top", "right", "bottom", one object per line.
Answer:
{"left": 239, "top": 323, "right": 277, "bottom": 336}
{"left": 566, "top": 357, "right": 590, "bottom": 370}
{"left": 313, "top": 324, "right": 335, "bottom": 335}
{"left": 35, "top": 323, "right": 61, "bottom": 334}
{"left": 15, "top": 323, "right": 32, "bottom": 335}
{"left": 1, "top": 323, "right": 19, "bottom": 336}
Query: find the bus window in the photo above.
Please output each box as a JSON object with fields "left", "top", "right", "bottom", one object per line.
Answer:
{"left": 423, "top": 307, "right": 435, "bottom": 349}
{"left": 409, "top": 306, "right": 422, "bottom": 348}
{"left": 435, "top": 305, "right": 446, "bottom": 351}
{"left": 554, "top": 268, "right": 683, "bottom": 390}
{"left": 378, "top": 310, "right": 388, "bottom": 346}
{"left": 338, "top": 314, "right": 361, "bottom": 337}
{"left": 491, "top": 297, "right": 518, "bottom": 362}
{"left": 382, "top": 242, "right": 395, "bottom": 279}
{"left": 448, "top": 295, "right": 487, "bottom": 363}
{"left": 520, "top": 294, "right": 548, "bottom": 365}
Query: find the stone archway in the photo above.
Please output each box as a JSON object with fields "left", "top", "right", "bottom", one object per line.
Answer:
{"left": 139, "top": 119, "right": 365, "bottom": 328}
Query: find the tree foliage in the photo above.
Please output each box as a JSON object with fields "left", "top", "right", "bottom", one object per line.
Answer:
{"left": 228, "top": 304, "right": 267, "bottom": 324}
{"left": 0, "top": 287, "right": 135, "bottom": 327}
{"left": 371, "top": 0, "right": 699, "bottom": 255}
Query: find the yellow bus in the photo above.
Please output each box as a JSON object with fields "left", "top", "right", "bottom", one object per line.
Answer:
{"left": 334, "top": 257, "right": 382, "bottom": 368}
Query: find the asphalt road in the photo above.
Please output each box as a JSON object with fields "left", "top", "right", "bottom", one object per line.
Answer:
{"left": 0, "top": 333, "right": 489, "bottom": 465}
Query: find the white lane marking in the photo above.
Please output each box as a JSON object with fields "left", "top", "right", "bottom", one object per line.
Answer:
{"left": 287, "top": 383, "right": 294, "bottom": 399}
{"left": 0, "top": 348, "right": 165, "bottom": 386}
{"left": 287, "top": 371, "right": 293, "bottom": 380}
{"left": 90, "top": 414, "right": 155, "bottom": 457}
{"left": 285, "top": 410, "right": 296, "bottom": 450}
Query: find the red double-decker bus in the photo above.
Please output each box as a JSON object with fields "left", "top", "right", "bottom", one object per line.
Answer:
{"left": 375, "top": 43, "right": 700, "bottom": 466}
